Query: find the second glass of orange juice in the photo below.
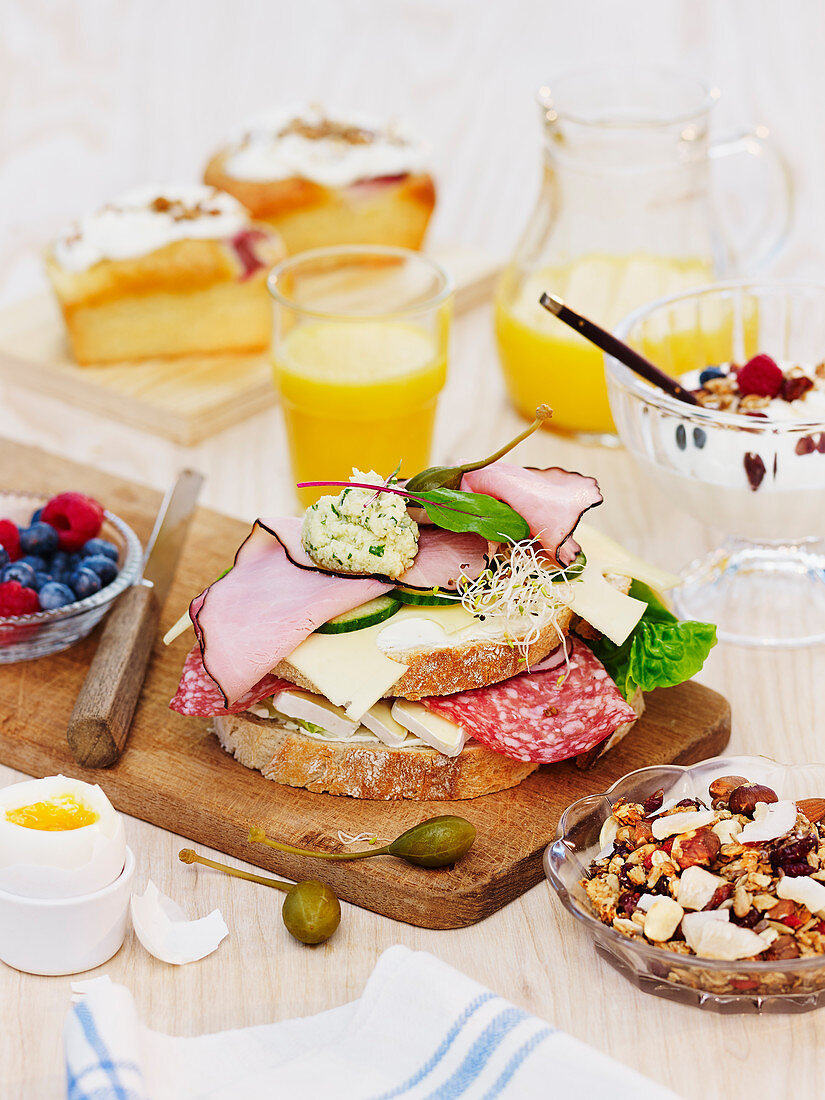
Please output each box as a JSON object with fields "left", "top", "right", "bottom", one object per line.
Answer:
{"left": 268, "top": 246, "right": 453, "bottom": 507}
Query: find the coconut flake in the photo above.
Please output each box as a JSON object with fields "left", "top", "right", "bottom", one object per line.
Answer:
{"left": 712, "top": 817, "right": 743, "bottom": 846}
{"left": 598, "top": 816, "right": 619, "bottom": 853}
{"left": 681, "top": 908, "right": 730, "bottom": 953}
{"left": 738, "top": 800, "right": 798, "bottom": 845}
{"left": 635, "top": 893, "right": 659, "bottom": 912}
{"left": 776, "top": 874, "right": 825, "bottom": 917}
{"left": 675, "top": 865, "right": 725, "bottom": 911}
{"left": 692, "top": 921, "right": 772, "bottom": 961}
{"left": 131, "top": 881, "right": 228, "bottom": 965}
{"left": 651, "top": 809, "right": 716, "bottom": 840}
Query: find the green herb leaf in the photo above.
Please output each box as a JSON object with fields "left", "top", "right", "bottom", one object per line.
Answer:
{"left": 588, "top": 580, "right": 716, "bottom": 700}
{"left": 414, "top": 487, "right": 531, "bottom": 543}
{"left": 369, "top": 544, "right": 385, "bottom": 557}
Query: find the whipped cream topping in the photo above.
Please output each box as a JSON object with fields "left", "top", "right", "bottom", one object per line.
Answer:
{"left": 222, "top": 104, "right": 429, "bottom": 188}
{"left": 52, "top": 185, "right": 252, "bottom": 273}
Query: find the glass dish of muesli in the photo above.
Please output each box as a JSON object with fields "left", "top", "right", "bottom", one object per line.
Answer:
{"left": 606, "top": 281, "right": 825, "bottom": 647}
{"left": 544, "top": 756, "right": 825, "bottom": 1013}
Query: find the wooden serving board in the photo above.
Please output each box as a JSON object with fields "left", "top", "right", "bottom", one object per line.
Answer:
{"left": 0, "top": 441, "right": 731, "bottom": 929}
{"left": 0, "top": 247, "right": 501, "bottom": 446}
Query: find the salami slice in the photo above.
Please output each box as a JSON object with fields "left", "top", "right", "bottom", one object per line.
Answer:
{"left": 421, "top": 640, "right": 637, "bottom": 763}
{"left": 170, "top": 645, "right": 292, "bottom": 717}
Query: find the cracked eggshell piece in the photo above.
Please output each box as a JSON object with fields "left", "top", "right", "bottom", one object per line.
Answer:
{"left": 680, "top": 908, "right": 730, "bottom": 953}
{"left": 738, "top": 800, "right": 798, "bottom": 844}
{"left": 651, "top": 809, "right": 716, "bottom": 840}
{"left": 776, "top": 874, "right": 825, "bottom": 917}
{"left": 675, "top": 865, "right": 726, "bottom": 911}
{"left": 131, "top": 880, "right": 228, "bottom": 965}
{"left": 692, "top": 921, "right": 772, "bottom": 961}
{"left": 642, "top": 897, "right": 684, "bottom": 942}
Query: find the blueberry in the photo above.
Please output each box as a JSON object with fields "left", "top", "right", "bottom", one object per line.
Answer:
{"left": 693, "top": 427, "right": 707, "bottom": 449}
{"left": 1, "top": 561, "right": 36, "bottom": 588}
{"left": 0, "top": 547, "right": 8, "bottom": 571}
{"left": 19, "top": 521, "right": 59, "bottom": 557}
{"left": 50, "top": 551, "right": 71, "bottom": 578}
{"left": 82, "top": 538, "right": 118, "bottom": 562}
{"left": 68, "top": 567, "right": 102, "bottom": 599}
{"left": 699, "top": 366, "right": 725, "bottom": 387}
{"left": 33, "top": 571, "right": 54, "bottom": 591}
{"left": 675, "top": 424, "right": 687, "bottom": 451}
{"left": 20, "top": 554, "right": 47, "bottom": 574}
{"left": 30, "top": 507, "right": 43, "bottom": 524}
{"left": 38, "top": 581, "right": 77, "bottom": 610}
{"left": 83, "top": 554, "right": 119, "bottom": 586}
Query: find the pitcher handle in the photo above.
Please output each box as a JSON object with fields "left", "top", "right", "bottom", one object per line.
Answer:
{"left": 709, "top": 126, "right": 794, "bottom": 274}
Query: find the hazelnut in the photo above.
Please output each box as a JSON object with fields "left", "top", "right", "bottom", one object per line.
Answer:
{"left": 766, "top": 899, "right": 796, "bottom": 923}
{"left": 672, "top": 827, "right": 722, "bottom": 869}
{"left": 708, "top": 775, "right": 749, "bottom": 806}
{"left": 797, "top": 798, "right": 825, "bottom": 824}
{"left": 729, "top": 784, "right": 779, "bottom": 816}
{"left": 763, "top": 934, "right": 801, "bottom": 961}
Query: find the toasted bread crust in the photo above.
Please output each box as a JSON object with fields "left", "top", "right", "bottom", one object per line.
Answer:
{"left": 214, "top": 713, "right": 538, "bottom": 800}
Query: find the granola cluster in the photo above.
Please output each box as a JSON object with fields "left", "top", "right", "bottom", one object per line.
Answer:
{"left": 692, "top": 360, "right": 822, "bottom": 414}
{"left": 583, "top": 776, "right": 825, "bottom": 964}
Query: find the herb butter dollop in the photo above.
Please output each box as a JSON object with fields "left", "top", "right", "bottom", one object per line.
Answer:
{"left": 301, "top": 470, "right": 419, "bottom": 579}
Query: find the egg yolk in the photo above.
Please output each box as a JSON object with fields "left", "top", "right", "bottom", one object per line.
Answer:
{"left": 6, "top": 794, "right": 99, "bottom": 831}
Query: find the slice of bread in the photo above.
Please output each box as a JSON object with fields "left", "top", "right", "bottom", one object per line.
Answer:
{"left": 214, "top": 713, "right": 537, "bottom": 800}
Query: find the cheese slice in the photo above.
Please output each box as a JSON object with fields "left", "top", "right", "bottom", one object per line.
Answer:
{"left": 359, "top": 701, "right": 409, "bottom": 748}
{"left": 391, "top": 700, "right": 467, "bottom": 758}
{"left": 557, "top": 565, "right": 647, "bottom": 646}
{"left": 574, "top": 524, "right": 679, "bottom": 592}
{"left": 285, "top": 621, "right": 409, "bottom": 720}
{"left": 273, "top": 690, "right": 360, "bottom": 739}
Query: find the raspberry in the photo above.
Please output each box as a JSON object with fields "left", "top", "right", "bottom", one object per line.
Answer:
{"left": 736, "top": 354, "right": 783, "bottom": 398}
{"left": 41, "top": 492, "right": 104, "bottom": 552}
{"left": 0, "top": 580, "right": 40, "bottom": 617}
{"left": 0, "top": 520, "right": 21, "bottom": 562}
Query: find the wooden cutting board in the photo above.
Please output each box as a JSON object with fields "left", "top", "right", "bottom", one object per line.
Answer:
{"left": 0, "top": 441, "right": 731, "bottom": 929}
{"left": 0, "top": 247, "right": 501, "bottom": 446}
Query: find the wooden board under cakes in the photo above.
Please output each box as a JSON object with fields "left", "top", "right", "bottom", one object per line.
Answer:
{"left": 0, "top": 441, "right": 732, "bottom": 929}
{"left": 0, "top": 247, "right": 502, "bottom": 446}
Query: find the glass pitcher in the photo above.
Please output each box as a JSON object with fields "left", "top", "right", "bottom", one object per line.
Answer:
{"left": 494, "top": 66, "right": 793, "bottom": 444}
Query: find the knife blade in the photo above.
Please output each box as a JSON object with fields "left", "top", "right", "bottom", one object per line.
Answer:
{"left": 66, "top": 469, "right": 204, "bottom": 768}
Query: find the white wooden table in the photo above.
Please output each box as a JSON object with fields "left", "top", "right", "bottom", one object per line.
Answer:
{"left": 3, "top": 2, "right": 825, "bottom": 1097}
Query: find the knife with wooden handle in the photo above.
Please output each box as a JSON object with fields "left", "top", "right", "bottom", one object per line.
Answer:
{"left": 66, "top": 469, "right": 204, "bottom": 767}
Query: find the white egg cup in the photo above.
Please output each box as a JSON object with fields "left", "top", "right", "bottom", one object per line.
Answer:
{"left": 0, "top": 847, "right": 135, "bottom": 976}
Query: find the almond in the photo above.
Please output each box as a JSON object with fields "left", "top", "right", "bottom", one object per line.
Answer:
{"left": 797, "top": 798, "right": 825, "bottom": 824}
{"left": 763, "top": 933, "right": 801, "bottom": 961}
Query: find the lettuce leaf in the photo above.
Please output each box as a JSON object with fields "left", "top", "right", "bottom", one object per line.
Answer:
{"left": 588, "top": 581, "right": 716, "bottom": 700}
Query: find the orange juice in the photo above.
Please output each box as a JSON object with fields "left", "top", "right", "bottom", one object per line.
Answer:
{"left": 494, "top": 253, "right": 715, "bottom": 435}
{"left": 274, "top": 319, "right": 447, "bottom": 507}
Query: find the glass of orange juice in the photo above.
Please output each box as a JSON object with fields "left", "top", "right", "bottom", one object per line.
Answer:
{"left": 268, "top": 246, "right": 452, "bottom": 507}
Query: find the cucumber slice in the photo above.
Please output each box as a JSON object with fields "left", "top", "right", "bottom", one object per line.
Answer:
{"left": 393, "top": 585, "right": 460, "bottom": 607}
{"left": 314, "top": 595, "right": 401, "bottom": 634}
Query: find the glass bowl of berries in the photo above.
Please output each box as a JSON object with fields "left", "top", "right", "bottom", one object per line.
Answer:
{"left": 544, "top": 756, "right": 825, "bottom": 1014}
{"left": 0, "top": 491, "right": 143, "bottom": 663}
{"left": 605, "top": 281, "right": 825, "bottom": 647}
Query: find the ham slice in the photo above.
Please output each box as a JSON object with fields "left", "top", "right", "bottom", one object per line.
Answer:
{"left": 461, "top": 462, "right": 602, "bottom": 565}
{"left": 398, "top": 528, "right": 490, "bottom": 591}
{"left": 170, "top": 646, "right": 292, "bottom": 717}
{"left": 192, "top": 517, "right": 391, "bottom": 706}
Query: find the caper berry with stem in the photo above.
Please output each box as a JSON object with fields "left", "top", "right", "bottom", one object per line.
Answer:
{"left": 248, "top": 814, "right": 476, "bottom": 869}
{"left": 178, "top": 849, "right": 341, "bottom": 945}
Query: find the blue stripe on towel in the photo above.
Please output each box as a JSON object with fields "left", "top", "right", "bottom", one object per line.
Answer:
{"left": 423, "top": 1007, "right": 528, "bottom": 1099}
{"left": 479, "top": 1027, "right": 553, "bottom": 1100}
{"left": 368, "top": 992, "right": 496, "bottom": 1100}
{"left": 66, "top": 1004, "right": 132, "bottom": 1100}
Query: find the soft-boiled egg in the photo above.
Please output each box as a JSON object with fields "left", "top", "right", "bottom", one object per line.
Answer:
{"left": 0, "top": 775, "right": 126, "bottom": 899}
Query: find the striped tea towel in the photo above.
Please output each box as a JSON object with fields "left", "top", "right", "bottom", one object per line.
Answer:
{"left": 65, "top": 945, "right": 680, "bottom": 1100}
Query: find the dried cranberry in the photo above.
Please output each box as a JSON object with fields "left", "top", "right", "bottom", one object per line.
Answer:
{"left": 703, "top": 883, "right": 734, "bottom": 910}
{"left": 643, "top": 788, "right": 664, "bottom": 815}
{"left": 731, "top": 978, "right": 761, "bottom": 990}
{"left": 780, "top": 374, "right": 814, "bottom": 403}
{"left": 782, "top": 912, "right": 804, "bottom": 929}
{"left": 796, "top": 435, "right": 816, "bottom": 456}
{"left": 612, "top": 840, "right": 632, "bottom": 857}
{"left": 617, "top": 890, "right": 641, "bottom": 916}
{"left": 662, "top": 838, "right": 675, "bottom": 854}
{"left": 744, "top": 453, "right": 767, "bottom": 491}
{"left": 770, "top": 835, "right": 815, "bottom": 869}
{"left": 780, "top": 862, "right": 814, "bottom": 878}
{"left": 817, "top": 434, "right": 825, "bottom": 454}
{"left": 731, "top": 906, "right": 762, "bottom": 929}
{"left": 674, "top": 798, "right": 702, "bottom": 810}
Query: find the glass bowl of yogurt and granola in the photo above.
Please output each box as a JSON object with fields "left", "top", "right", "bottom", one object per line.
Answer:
{"left": 544, "top": 756, "right": 825, "bottom": 1013}
{"left": 606, "top": 281, "right": 825, "bottom": 646}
